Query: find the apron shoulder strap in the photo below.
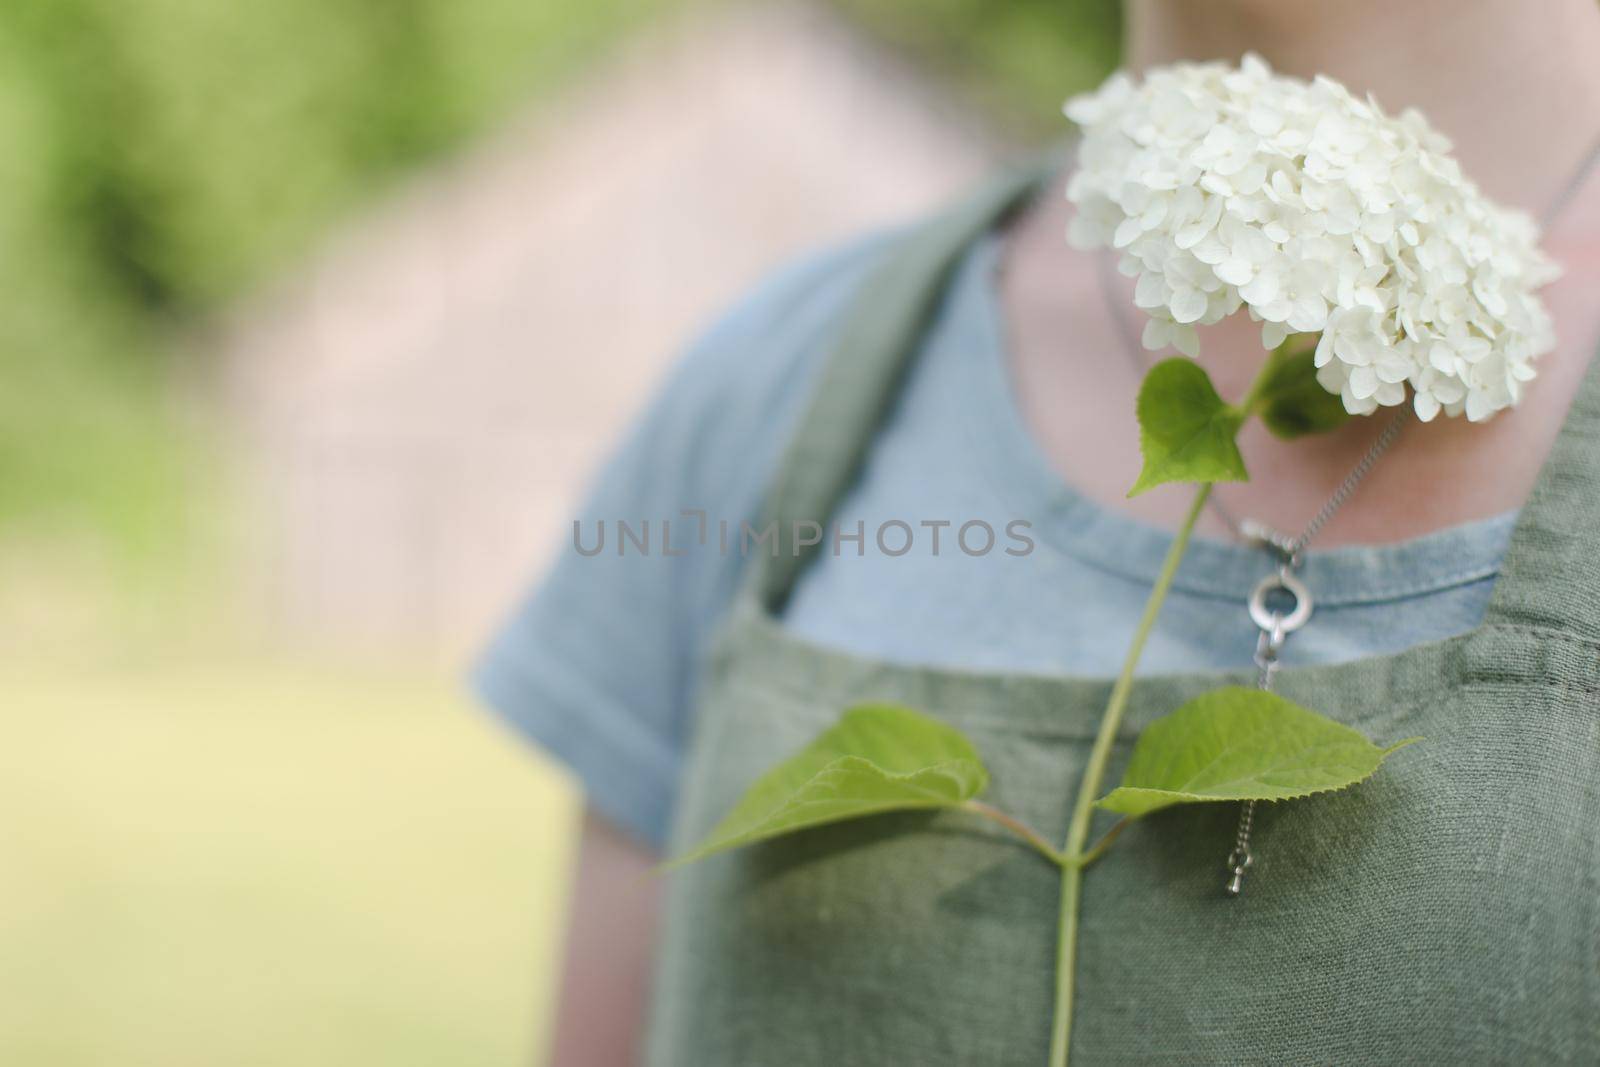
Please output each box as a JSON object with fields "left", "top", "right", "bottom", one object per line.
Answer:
{"left": 750, "top": 158, "right": 1056, "bottom": 614}
{"left": 1481, "top": 340, "right": 1600, "bottom": 643}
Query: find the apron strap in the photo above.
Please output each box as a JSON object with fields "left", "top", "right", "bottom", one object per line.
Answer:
{"left": 1480, "top": 339, "right": 1600, "bottom": 641}
{"left": 750, "top": 158, "right": 1057, "bottom": 614}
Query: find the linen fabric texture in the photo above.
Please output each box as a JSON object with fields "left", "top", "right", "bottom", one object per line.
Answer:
{"left": 644, "top": 164, "right": 1600, "bottom": 1064}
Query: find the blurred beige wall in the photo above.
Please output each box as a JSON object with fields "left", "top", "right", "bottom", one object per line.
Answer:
{"left": 223, "top": 0, "right": 1009, "bottom": 666}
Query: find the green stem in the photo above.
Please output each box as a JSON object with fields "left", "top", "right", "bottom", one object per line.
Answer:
{"left": 1074, "top": 818, "right": 1129, "bottom": 870}
{"left": 963, "top": 800, "right": 1069, "bottom": 867}
{"left": 1047, "top": 482, "right": 1212, "bottom": 1067}
{"left": 1235, "top": 347, "right": 1279, "bottom": 417}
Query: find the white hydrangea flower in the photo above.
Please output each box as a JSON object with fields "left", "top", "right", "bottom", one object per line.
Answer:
{"left": 1065, "top": 54, "right": 1560, "bottom": 421}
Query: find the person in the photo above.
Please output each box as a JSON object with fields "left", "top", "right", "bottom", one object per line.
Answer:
{"left": 475, "top": 1, "right": 1600, "bottom": 1063}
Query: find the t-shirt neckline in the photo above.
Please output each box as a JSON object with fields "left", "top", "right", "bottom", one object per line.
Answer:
{"left": 952, "top": 232, "right": 1517, "bottom": 607}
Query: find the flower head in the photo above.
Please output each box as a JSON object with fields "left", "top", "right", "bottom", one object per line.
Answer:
{"left": 1065, "top": 54, "right": 1559, "bottom": 421}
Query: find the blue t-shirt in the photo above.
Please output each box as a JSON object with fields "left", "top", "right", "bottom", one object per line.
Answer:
{"left": 473, "top": 228, "right": 1516, "bottom": 850}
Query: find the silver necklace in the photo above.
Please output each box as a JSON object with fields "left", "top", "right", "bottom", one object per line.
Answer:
{"left": 1093, "top": 129, "right": 1600, "bottom": 895}
{"left": 1223, "top": 413, "right": 1405, "bottom": 895}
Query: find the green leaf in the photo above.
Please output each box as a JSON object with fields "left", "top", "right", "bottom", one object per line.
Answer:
{"left": 1096, "top": 686, "right": 1418, "bottom": 818}
{"left": 1253, "top": 342, "right": 1351, "bottom": 440}
{"left": 670, "top": 704, "right": 990, "bottom": 866}
{"left": 1129, "top": 358, "right": 1248, "bottom": 497}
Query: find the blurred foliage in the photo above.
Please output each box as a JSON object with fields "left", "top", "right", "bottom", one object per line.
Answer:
{"left": 0, "top": 0, "right": 1117, "bottom": 552}
{"left": 2, "top": 0, "right": 667, "bottom": 317}
{"left": 832, "top": 0, "right": 1121, "bottom": 137}
{"left": 0, "top": 0, "right": 666, "bottom": 548}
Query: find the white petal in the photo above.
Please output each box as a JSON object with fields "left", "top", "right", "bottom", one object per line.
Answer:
{"left": 1248, "top": 104, "right": 1284, "bottom": 136}
{"left": 1174, "top": 221, "right": 1210, "bottom": 249}
{"left": 1348, "top": 365, "right": 1380, "bottom": 399}
{"left": 1169, "top": 288, "right": 1209, "bottom": 324}
{"left": 1465, "top": 390, "right": 1494, "bottom": 421}
{"left": 1191, "top": 236, "right": 1230, "bottom": 265}
{"left": 1375, "top": 355, "right": 1412, "bottom": 384}
{"left": 1287, "top": 294, "right": 1329, "bottom": 333}
{"left": 1431, "top": 376, "right": 1467, "bottom": 404}
{"left": 1314, "top": 329, "right": 1336, "bottom": 367}
{"left": 1112, "top": 217, "right": 1144, "bottom": 248}
{"left": 1140, "top": 317, "right": 1172, "bottom": 352}
{"left": 1240, "top": 270, "right": 1281, "bottom": 307}
{"left": 1343, "top": 391, "right": 1380, "bottom": 416}
{"left": 1215, "top": 257, "right": 1255, "bottom": 286}
{"left": 1171, "top": 323, "right": 1201, "bottom": 358}
{"left": 1134, "top": 271, "right": 1170, "bottom": 309}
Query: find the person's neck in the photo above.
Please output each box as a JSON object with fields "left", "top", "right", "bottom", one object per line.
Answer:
{"left": 1124, "top": 0, "right": 1600, "bottom": 221}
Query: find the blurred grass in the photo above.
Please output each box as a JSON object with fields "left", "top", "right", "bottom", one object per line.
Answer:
{"left": 0, "top": 663, "right": 578, "bottom": 1066}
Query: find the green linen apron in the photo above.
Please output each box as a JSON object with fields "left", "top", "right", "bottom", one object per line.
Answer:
{"left": 646, "top": 166, "right": 1600, "bottom": 1065}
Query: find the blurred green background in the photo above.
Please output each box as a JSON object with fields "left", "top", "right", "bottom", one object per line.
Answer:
{"left": 1, "top": 0, "right": 1116, "bottom": 1062}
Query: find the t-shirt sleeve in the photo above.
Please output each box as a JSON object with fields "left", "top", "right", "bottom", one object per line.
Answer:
{"left": 471, "top": 232, "right": 891, "bottom": 851}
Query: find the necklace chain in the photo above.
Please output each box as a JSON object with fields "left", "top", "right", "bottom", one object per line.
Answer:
{"left": 1223, "top": 408, "right": 1406, "bottom": 894}
{"left": 1260, "top": 407, "right": 1409, "bottom": 566}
